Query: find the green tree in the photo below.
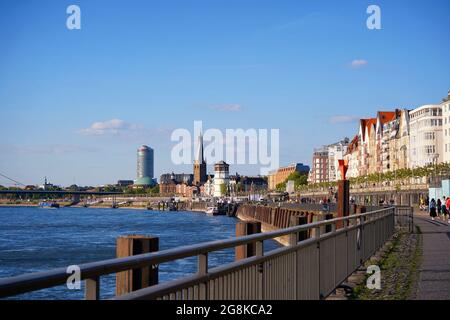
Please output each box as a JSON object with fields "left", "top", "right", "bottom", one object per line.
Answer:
{"left": 220, "top": 183, "right": 228, "bottom": 196}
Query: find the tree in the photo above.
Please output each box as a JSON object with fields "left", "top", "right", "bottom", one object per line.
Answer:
{"left": 220, "top": 183, "right": 228, "bottom": 196}
{"left": 147, "top": 184, "right": 160, "bottom": 195}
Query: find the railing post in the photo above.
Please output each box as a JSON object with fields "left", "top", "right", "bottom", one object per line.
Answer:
{"left": 198, "top": 253, "right": 208, "bottom": 300}
{"left": 255, "top": 241, "right": 264, "bottom": 300}
{"left": 235, "top": 221, "right": 261, "bottom": 261}
{"left": 116, "top": 235, "right": 159, "bottom": 297}
{"left": 85, "top": 276, "right": 100, "bottom": 300}
{"left": 290, "top": 215, "right": 308, "bottom": 242}
{"left": 255, "top": 241, "right": 264, "bottom": 256}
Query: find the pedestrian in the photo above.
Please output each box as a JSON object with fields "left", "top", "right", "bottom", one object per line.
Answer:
{"left": 430, "top": 198, "right": 437, "bottom": 220}
{"left": 419, "top": 197, "right": 425, "bottom": 211}
{"left": 442, "top": 197, "right": 448, "bottom": 221}
{"left": 446, "top": 196, "right": 450, "bottom": 224}
{"left": 437, "top": 198, "right": 442, "bottom": 216}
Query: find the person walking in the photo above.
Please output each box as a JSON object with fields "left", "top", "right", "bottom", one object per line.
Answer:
{"left": 446, "top": 196, "right": 450, "bottom": 224}
{"left": 437, "top": 198, "right": 442, "bottom": 216}
{"left": 441, "top": 197, "right": 447, "bottom": 221}
{"left": 430, "top": 198, "right": 437, "bottom": 220}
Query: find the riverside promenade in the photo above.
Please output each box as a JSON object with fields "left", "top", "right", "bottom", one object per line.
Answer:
{"left": 414, "top": 212, "right": 450, "bottom": 300}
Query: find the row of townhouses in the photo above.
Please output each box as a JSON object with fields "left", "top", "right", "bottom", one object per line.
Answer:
{"left": 309, "top": 91, "right": 450, "bottom": 183}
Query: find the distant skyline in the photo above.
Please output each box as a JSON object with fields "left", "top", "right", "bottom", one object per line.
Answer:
{"left": 1, "top": 0, "right": 450, "bottom": 186}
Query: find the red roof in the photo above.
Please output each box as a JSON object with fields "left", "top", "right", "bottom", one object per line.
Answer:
{"left": 366, "top": 118, "right": 377, "bottom": 136}
{"left": 377, "top": 111, "right": 397, "bottom": 125}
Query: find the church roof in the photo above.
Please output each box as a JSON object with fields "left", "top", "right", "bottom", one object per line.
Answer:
{"left": 215, "top": 160, "right": 228, "bottom": 165}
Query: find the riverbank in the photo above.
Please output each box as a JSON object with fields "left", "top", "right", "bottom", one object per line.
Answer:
{"left": 0, "top": 202, "right": 211, "bottom": 215}
{"left": 0, "top": 203, "right": 38, "bottom": 207}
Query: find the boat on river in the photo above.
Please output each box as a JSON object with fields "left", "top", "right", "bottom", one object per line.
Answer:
{"left": 206, "top": 206, "right": 219, "bottom": 216}
{"left": 39, "top": 201, "right": 60, "bottom": 209}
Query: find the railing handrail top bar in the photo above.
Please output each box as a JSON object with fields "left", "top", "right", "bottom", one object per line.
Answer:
{"left": 114, "top": 210, "right": 397, "bottom": 301}
{"left": 0, "top": 207, "right": 395, "bottom": 297}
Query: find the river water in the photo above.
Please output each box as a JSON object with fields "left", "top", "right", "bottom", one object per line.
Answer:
{"left": 0, "top": 206, "right": 279, "bottom": 300}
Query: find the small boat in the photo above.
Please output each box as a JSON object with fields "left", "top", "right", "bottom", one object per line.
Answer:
{"left": 168, "top": 202, "right": 178, "bottom": 211}
{"left": 206, "top": 206, "right": 219, "bottom": 216}
{"left": 39, "top": 201, "right": 60, "bottom": 209}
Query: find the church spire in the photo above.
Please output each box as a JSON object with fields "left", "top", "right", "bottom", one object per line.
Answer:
{"left": 195, "top": 133, "right": 205, "bottom": 164}
{"left": 193, "top": 132, "right": 207, "bottom": 185}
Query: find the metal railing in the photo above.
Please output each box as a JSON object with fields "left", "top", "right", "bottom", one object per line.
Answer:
{"left": 394, "top": 206, "right": 414, "bottom": 233}
{"left": 0, "top": 207, "right": 401, "bottom": 300}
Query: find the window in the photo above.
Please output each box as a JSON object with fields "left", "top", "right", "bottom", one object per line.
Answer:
{"left": 424, "top": 145, "right": 436, "bottom": 154}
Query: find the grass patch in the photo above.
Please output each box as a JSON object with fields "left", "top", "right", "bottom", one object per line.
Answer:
{"left": 350, "top": 226, "right": 422, "bottom": 300}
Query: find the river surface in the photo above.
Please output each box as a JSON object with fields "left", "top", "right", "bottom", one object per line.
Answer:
{"left": 0, "top": 206, "right": 279, "bottom": 300}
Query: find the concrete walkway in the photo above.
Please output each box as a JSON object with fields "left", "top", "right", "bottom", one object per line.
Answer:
{"left": 414, "top": 213, "right": 450, "bottom": 300}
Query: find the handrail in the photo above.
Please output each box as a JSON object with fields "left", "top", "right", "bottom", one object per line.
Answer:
{"left": 0, "top": 207, "right": 395, "bottom": 299}
{"left": 116, "top": 210, "right": 396, "bottom": 300}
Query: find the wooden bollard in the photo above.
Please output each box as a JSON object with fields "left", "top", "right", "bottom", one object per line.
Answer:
{"left": 290, "top": 216, "right": 308, "bottom": 242}
{"left": 116, "top": 235, "right": 159, "bottom": 296}
{"left": 235, "top": 222, "right": 261, "bottom": 261}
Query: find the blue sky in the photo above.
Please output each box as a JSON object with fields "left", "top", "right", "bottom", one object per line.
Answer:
{"left": 0, "top": 0, "right": 449, "bottom": 186}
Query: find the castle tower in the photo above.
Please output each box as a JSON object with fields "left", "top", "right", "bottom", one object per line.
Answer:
{"left": 193, "top": 134, "right": 207, "bottom": 185}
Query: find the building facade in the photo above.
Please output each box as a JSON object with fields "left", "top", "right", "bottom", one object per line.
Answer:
{"left": 344, "top": 136, "right": 360, "bottom": 178}
{"left": 327, "top": 138, "right": 350, "bottom": 182}
{"left": 310, "top": 148, "right": 329, "bottom": 184}
{"left": 135, "top": 145, "right": 154, "bottom": 186}
{"left": 381, "top": 109, "right": 410, "bottom": 173}
{"left": 229, "top": 175, "right": 268, "bottom": 195}
{"left": 409, "top": 105, "right": 443, "bottom": 168}
{"left": 375, "top": 111, "right": 398, "bottom": 173}
{"left": 441, "top": 92, "right": 450, "bottom": 163}
{"left": 213, "top": 161, "right": 230, "bottom": 197}
{"left": 159, "top": 173, "right": 194, "bottom": 195}
{"left": 268, "top": 163, "right": 310, "bottom": 190}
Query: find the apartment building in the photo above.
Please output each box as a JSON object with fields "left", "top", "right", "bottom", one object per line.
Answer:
{"left": 441, "top": 92, "right": 450, "bottom": 163}
{"left": 381, "top": 109, "right": 410, "bottom": 172}
{"left": 409, "top": 104, "right": 443, "bottom": 168}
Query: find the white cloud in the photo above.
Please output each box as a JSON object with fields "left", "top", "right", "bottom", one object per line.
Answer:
{"left": 350, "top": 59, "right": 368, "bottom": 68}
{"left": 209, "top": 104, "right": 242, "bottom": 112}
{"left": 78, "top": 119, "right": 137, "bottom": 136}
{"left": 329, "top": 115, "right": 360, "bottom": 124}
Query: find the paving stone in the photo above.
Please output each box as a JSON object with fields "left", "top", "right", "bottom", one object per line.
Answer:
{"left": 414, "top": 215, "right": 450, "bottom": 300}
